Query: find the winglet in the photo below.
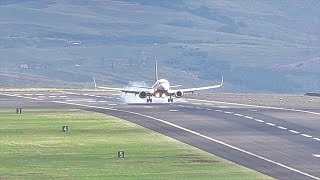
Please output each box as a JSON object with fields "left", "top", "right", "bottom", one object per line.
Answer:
{"left": 155, "top": 60, "right": 159, "bottom": 82}
{"left": 93, "top": 78, "right": 97, "bottom": 88}
{"left": 220, "top": 76, "right": 224, "bottom": 87}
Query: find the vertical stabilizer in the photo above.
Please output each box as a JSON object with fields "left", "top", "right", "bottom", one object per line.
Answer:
{"left": 155, "top": 60, "right": 159, "bottom": 82}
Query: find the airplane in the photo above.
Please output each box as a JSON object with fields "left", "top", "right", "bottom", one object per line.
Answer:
{"left": 93, "top": 61, "right": 223, "bottom": 103}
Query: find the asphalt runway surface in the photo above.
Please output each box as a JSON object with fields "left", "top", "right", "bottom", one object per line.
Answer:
{"left": 1, "top": 91, "right": 319, "bottom": 180}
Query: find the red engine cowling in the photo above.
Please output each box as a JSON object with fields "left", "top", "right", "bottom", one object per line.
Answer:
{"left": 139, "top": 91, "right": 147, "bottom": 99}
{"left": 175, "top": 91, "right": 183, "bottom": 98}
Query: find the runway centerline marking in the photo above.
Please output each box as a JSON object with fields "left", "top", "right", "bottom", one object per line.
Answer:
{"left": 313, "top": 154, "right": 320, "bottom": 158}
{"left": 48, "top": 100, "right": 320, "bottom": 180}
{"left": 314, "top": 138, "right": 320, "bottom": 141}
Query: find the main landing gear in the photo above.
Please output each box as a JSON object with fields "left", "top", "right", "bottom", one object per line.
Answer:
{"left": 168, "top": 96, "right": 173, "bottom": 103}
{"left": 147, "top": 96, "right": 152, "bottom": 103}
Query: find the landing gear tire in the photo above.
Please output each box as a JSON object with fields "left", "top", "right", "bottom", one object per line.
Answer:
{"left": 168, "top": 98, "right": 173, "bottom": 103}
{"left": 147, "top": 98, "right": 152, "bottom": 103}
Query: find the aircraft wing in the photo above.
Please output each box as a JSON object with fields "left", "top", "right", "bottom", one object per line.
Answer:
{"left": 93, "top": 78, "right": 153, "bottom": 95}
{"left": 169, "top": 77, "right": 223, "bottom": 94}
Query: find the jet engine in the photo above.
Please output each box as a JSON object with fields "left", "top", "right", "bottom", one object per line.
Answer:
{"left": 139, "top": 91, "right": 147, "bottom": 99}
{"left": 175, "top": 91, "right": 183, "bottom": 98}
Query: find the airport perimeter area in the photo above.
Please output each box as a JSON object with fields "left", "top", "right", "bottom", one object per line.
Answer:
{"left": 0, "top": 90, "right": 319, "bottom": 179}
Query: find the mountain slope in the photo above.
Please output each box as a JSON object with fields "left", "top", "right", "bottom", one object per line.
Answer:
{"left": 0, "top": 0, "right": 319, "bottom": 92}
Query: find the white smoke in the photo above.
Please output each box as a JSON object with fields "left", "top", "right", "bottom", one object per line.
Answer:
{"left": 120, "top": 81, "right": 148, "bottom": 104}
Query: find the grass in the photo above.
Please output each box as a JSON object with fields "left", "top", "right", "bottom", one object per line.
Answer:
{"left": 0, "top": 109, "right": 273, "bottom": 179}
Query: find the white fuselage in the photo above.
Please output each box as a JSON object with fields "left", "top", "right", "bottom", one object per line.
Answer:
{"left": 151, "top": 79, "right": 170, "bottom": 98}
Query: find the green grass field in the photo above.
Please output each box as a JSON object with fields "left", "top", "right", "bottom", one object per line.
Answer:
{"left": 0, "top": 109, "right": 273, "bottom": 179}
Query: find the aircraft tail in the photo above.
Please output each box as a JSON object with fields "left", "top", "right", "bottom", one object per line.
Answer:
{"left": 155, "top": 60, "right": 159, "bottom": 82}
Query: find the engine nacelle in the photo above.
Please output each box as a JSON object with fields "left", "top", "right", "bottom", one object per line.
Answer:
{"left": 175, "top": 91, "right": 183, "bottom": 98}
{"left": 139, "top": 91, "right": 147, "bottom": 99}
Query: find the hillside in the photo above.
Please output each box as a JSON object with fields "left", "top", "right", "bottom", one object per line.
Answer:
{"left": 0, "top": 0, "right": 319, "bottom": 93}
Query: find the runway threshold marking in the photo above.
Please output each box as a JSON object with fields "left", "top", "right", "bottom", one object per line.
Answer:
{"left": 48, "top": 100, "right": 320, "bottom": 180}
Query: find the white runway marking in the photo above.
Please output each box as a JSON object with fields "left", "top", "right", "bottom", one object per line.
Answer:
{"left": 289, "top": 130, "right": 300, "bottom": 134}
{"left": 234, "top": 114, "right": 243, "bottom": 117}
{"left": 86, "top": 101, "right": 96, "bottom": 103}
{"left": 108, "top": 104, "right": 117, "bottom": 106}
{"left": 98, "top": 101, "right": 108, "bottom": 103}
{"left": 177, "top": 105, "right": 184, "bottom": 107}
{"left": 49, "top": 96, "right": 56, "bottom": 98}
{"left": 215, "top": 110, "right": 223, "bottom": 112}
{"left": 13, "top": 94, "right": 21, "bottom": 96}
{"left": 116, "top": 98, "right": 120, "bottom": 100}
{"left": 187, "top": 99, "right": 320, "bottom": 116}
{"left": 109, "top": 97, "right": 113, "bottom": 99}
{"left": 206, "top": 108, "right": 212, "bottom": 111}
{"left": 47, "top": 100, "right": 320, "bottom": 180}
{"left": 250, "top": 110, "right": 258, "bottom": 112}
{"left": 277, "top": 126, "right": 287, "bottom": 130}
{"left": 24, "top": 94, "right": 33, "bottom": 96}
{"left": 244, "top": 116, "right": 254, "bottom": 119}
{"left": 314, "top": 138, "right": 320, "bottom": 141}
{"left": 301, "top": 134, "right": 312, "bottom": 138}
{"left": 59, "top": 96, "right": 68, "bottom": 98}
{"left": 36, "top": 94, "right": 44, "bottom": 96}
{"left": 218, "top": 106, "right": 230, "bottom": 108}
{"left": 96, "top": 96, "right": 102, "bottom": 98}
{"left": 38, "top": 96, "right": 45, "bottom": 98}
{"left": 224, "top": 111, "right": 233, "bottom": 114}
{"left": 313, "top": 154, "right": 320, "bottom": 158}
{"left": 192, "top": 103, "right": 202, "bottom": 105}
{"left": 254, "top": 119, "right": 265, "bottom": 123}
{"left": 169, "top": 110, "right": 178, "bottom": 112}
{"left": 196, "top": 107, "right": 202, "bottom": 110}
{"left": 82, "top": 94, "right": 89, "bottom": 96}
{"left": 266, "top": 123, "right": 276, "bottom": 127}
{"left": 88, "top": 94, "right": 96, "bottom": 97}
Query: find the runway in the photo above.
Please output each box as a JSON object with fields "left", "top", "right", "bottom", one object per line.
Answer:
{"left": 1, "top": 91, "right": 319, "bottom": 180}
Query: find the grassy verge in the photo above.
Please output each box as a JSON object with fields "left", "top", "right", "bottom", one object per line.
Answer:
{"left": 0, "top": 109, "right": 273, "bottom": 179}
